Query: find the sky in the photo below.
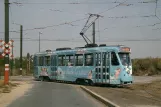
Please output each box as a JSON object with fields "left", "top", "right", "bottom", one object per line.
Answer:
{"left": 0, "top": 0, "right": 161, "bottom": 58}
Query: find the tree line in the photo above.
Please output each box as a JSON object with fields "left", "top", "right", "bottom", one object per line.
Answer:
{"left": 0, "top": 53, "right": 33, "bottom": 76}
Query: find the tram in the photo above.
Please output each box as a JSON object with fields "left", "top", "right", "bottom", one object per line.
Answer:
{"left": 33, "top": 44, "right": 133, "bottom": 85}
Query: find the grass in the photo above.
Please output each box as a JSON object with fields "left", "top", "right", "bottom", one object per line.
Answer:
{"left": 132, "top": 58, "right": 161, "bottom": 76}
{"left": 126, "top": 80, "right": 161, "bottom": 99}
{"left": 0, "top": 80, "right": 4, "bottom": 87}
{"left": 0, "top": 80, "right": 19, "bottom": 93}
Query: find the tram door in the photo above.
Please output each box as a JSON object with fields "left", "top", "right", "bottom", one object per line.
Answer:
{"left": 95, "top": 52, "right": 110, "bottom": 84}
{"left": 33, "top": 56, "right": 38, "bottom": 78}
{"left": 51, "top": 55, "right": 58, "bottom": 80}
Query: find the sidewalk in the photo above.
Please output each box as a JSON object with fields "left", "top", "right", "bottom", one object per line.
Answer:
{"left": 0, "top": 81, "right": 33, "bottom": 107}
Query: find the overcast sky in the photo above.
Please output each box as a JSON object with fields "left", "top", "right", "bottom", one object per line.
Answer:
{"left": 0, "top": 0, "right": 161, "bottom": 58}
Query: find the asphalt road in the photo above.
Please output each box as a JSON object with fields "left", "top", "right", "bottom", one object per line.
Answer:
{"left": 7, "top": 81, "right": 105, "bottom": 107}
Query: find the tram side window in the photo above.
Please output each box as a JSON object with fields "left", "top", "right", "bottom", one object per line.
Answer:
{"left": 51, "top": 56, "right": 54, "bottom": 66}
{"left": 38, "top": 56, "right": 44, "bottom": 66}
{"left": 34, "top": 56, "right": 37, "bottom": 66}
{"left": 102, "top": 52, "right": 110, "bottom": 66}
{"left": 66, "top": 55, "right": 74, "bottom": 66}
{"left": 51, "top": 56, "right": 57, "bottom": 66}
{"left": 106, "top": 53, "right": 110, "bottom": 66}
{"left": 102, "top": 53, "right": 106, "bottom": 66}
{"left": 111, "top": 52, "right": 119, "bottom": 66}
{"left": 45, "top": 56, "right": 51, "bottom": 66}
{"left": 58, "top": 55, "right": 65, "bottom": 66}
{"left": 75, "top": 54, "right": 83, "bottom": 66}
{"left": 96, "top": 53, "right": 101, "bottom": 66}
{"left": 85, "top": 54, "right": 93, "bottom": 66}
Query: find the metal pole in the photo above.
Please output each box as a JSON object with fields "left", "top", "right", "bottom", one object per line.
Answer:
{"left": 39, "top": 32, "right": 40, "bottom": 52}
{"left": 20, "top": 25, "right": 23, "bottom": 75}
{"left": 26, "top": 53, "right": 30, "bottom": 75}
{"left": 4, "top": 0, "right": 9, "bottom": 85}
{"left": 92, "top": 22, "right": 95, "bottom": 44}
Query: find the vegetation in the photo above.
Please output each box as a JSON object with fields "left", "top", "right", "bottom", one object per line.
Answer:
{"left": 0, "top": 56, "right": 33, "bottom": 76}
{"left": 132, "top": 58, "right": 161, "bottom": 76}
{"left": 0, "top": 80, "right": 19, "bottom": 93}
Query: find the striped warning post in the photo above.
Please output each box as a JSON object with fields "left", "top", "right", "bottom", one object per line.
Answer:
{"left": 4, "top": 64, "right": 9, "bottom": 84}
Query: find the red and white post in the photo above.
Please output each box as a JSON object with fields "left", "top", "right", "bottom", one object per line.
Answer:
{"left": 4, "top": 64, "right": 9, "bottom": 84}
{"left": 0, "top": 39, "right": 14, "bottom": 85}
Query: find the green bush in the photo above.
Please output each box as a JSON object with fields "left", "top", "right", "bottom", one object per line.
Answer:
{"left": 132, "top": 58, "right": 161, "bottom": 76}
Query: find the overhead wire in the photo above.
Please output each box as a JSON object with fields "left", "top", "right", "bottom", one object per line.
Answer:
{"left": 106, "top": 15, "right": 155, "bottom": 19}
{"left": 151, "top": 0, "right": 161, "bottom": 30}
{"left": 3, "top": 0, "right": 159, "bottom": 33}
{"left": 96, "top": 0, "right": 161, "bottom": 32}
{"left": 0, "top": 0, "right": 160, "bottom": 60}
{"left": 1, "top": 0, "right": 161, "bottom": 41}
{"left": 49, "top": 9, "right": 88, "bottom": 16}
{"left": 9, "top": 1, "right": 146, "bottom": 5}
{"left": 154, "top": 0, "right": 161, "bottom": 21}
{"left": 0, "top": 17, "right": 88, "bottom": 33}
{"left": 78, "top": 0, "right": 129, "bottom": 43}
{"left": 7, "top": 1, "right": 139, "bottom": 34}
{"left": 11, "top": 38, "right": 161, "bottom": 42}
{"left": 9, "top": 0, "right": 158, "bottom": 5}
{"left": 97, "top": 0, "right": 161, "bottom": 31}
{"left": 97, "top": 21, "right": 161, "bottom": 32}
{"left": 98, "top": 0, "right": 129, "bottom": 14}
{"left": 155, "top": 0, "right": 157, "bottom": 16}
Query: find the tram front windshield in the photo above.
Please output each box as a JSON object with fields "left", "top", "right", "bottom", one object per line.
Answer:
{"left": 118, "top": 53, "right": 131, "bottom": 66}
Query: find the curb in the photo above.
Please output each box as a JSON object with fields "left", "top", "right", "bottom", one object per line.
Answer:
{"left": 80, "top": 86, "right": 120, "bottom": 107}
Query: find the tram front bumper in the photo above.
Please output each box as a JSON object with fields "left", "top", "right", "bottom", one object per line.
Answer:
{"left": 120, "top": 75, "right": 133, "bottom": 84}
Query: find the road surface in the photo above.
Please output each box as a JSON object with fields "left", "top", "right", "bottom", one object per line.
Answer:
{"left": 7, "top": 81, "right": 105, "bottom": 107}
{"left": 4, "top": 76, "right": 161, "bottom": 107}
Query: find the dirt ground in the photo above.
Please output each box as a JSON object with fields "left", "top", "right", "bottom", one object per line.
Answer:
{"left": 0, "top": 81, "right": 33, "bottom": 107}
{"left": 86, "top": 80, "right": 161, "bottom": 107}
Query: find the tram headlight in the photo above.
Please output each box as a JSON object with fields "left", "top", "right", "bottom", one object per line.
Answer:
{"left": 124, "top": 66, "right": 131, "bottom": 75}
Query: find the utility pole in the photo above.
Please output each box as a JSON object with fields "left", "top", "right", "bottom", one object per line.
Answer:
{"left": 92, "top": 22, "right": 95, "bottom": 44}
{"left": 20, "top": 25, "right": 23, "bottom": 75}
{"left": 4, "top": 0, "right": 9, "bottom": 84}
{"left": 39, "top": 32, "right": 42, "bottom": 52}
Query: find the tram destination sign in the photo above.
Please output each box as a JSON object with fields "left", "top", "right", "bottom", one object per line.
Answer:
{"left": 120, "top": 47, "right": 131, "bottom": 52}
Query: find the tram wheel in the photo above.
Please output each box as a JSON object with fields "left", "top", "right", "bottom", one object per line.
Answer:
{"left": 39, "top": 76, "right": 44, "bottom": 81}
{"left": 76, "top": 78, "right": 80, "bottom": 84}
{"left": 88, "top": 80, "right": 94, "bottom": 86}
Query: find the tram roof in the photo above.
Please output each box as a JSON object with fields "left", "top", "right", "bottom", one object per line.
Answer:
{"left": 34, "top": 45, "right": 131, "bottom": 56}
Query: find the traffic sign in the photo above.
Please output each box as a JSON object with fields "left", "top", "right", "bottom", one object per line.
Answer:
{"left": 0, "top": 39, "right": 14, "bottom": 58}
